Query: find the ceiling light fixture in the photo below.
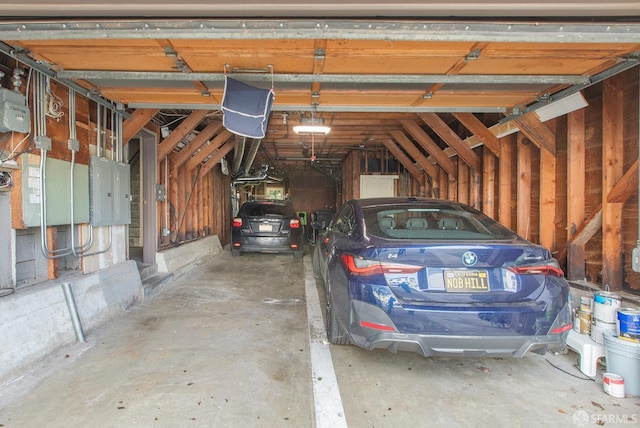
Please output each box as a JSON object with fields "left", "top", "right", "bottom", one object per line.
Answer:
{"left": 293, "top": 117, "right": 331, "bottom": 134}
{"left": 534, "top": 91, "right": 588, "bottom": 122}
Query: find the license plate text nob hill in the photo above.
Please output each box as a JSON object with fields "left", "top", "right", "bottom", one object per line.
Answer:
{"left": 444, "top": 270, "right": 489, "bottom": 292}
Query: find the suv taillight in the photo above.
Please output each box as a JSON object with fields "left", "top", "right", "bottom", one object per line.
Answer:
{"left": 290, "top": 219, "right": 301, "bottom": 229}
{"left": 232, "top": 218, "right": 243, "bottom": 228}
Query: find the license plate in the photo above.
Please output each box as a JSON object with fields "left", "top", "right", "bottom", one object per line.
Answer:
{"left": 444, "top": 270, "right": 489, "bottom": 292}
{"left": 258, "top": 224, "right": 273, "bottom": 232}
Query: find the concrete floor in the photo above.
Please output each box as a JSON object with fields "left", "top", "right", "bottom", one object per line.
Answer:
{"left": 0, "top": 248, "right": 639, "bottom": 428}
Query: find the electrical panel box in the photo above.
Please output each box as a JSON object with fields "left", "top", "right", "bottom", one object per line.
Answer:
{"left": 0, "top": 88, "right": 30, "bottom": 133}
{"left": 20, "top": 154, "right": 90, "bottom": 227}
{"left": 113, "top": 161, "right": 131, "bottom": 225}
{"left": 89, "top": 156, "right": 131, "bottom": 226}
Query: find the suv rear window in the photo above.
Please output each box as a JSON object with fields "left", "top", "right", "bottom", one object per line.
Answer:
{"left": 239, "top": 201, "right": 296, "bottom": 217}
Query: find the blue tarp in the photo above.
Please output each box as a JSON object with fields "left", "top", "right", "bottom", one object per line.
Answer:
{"left": 221, "top": 76, "right": 275, "bottom": 139}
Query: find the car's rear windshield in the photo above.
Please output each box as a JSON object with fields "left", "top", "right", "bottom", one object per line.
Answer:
{"left": 239, "top": 201, "right": 296, "bottom": 217}
{"left": 363, "top": 203, "right": 518, "bottom": 240}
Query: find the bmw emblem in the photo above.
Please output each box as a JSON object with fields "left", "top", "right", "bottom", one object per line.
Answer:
{"left": 462, "top": 251, "right": 478, "bottom": 267}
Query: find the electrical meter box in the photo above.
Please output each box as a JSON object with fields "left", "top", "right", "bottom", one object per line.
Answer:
{"left": 0, "top": 88, "right": 30, "bottom": 133}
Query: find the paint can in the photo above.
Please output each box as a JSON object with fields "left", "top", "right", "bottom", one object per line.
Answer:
{"left": 577, "top": 310, "right": 592, "bottom": 335}
{"left": 591, "top": 320, "right": 617, "bottom": 345}
{"left": 593, "top": 291, "right": 622, "bottom": 324}
{"left": 580, "top": 295, "right": 593, "bottom": 313}
{"left": 618, "top": 308, "right": 640, "bottom": 343}
{"left": 603, "top": 373, "right": 625, "bottom": 398}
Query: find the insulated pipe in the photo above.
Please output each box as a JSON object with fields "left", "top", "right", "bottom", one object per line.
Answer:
{"left": 61, "top": 282, "right": 85, "bottom": 343}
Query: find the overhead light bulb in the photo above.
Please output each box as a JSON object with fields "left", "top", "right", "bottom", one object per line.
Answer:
{"left": 293, "top": 117, "right": 331, "bottom": 134}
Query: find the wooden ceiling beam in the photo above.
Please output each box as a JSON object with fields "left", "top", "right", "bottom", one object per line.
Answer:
{"left": 158, "top": 110, "right": 209, "bottom": 159}
{"left": 185, "top": 129, "right": 233, "bottom": 172}
{"left": 401, "top": 119, "right": 456, "bottom": 176}
{"left": 419, "top": 112, "right": 481, "bottom": 171}
{"left": 121, "top": 108, "right": 159, "bottom": 145}
{"left": 199, "top": 141, "right": 235, "bottom": 177}
{"left": 389, "top": 130, "right": 440, "bottom": 178}
{"left": 382, "top": 138, "right": 424, "bottom": 182}
{"left": 513, "top": 112, "right": 556, "bottom": 156}
{"left": 452, "top": 112, "right": 500, "bottom": 156}
{"left": 172, "top": 121, "right": 224, "bottom": 168}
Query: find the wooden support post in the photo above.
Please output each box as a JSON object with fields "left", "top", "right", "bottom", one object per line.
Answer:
{"left": 197, "top": 171, "right": 204, "bottom": 238}
{"left": 471, "top": 169, "right": 481, "bottom": 211}
{"left": 482, "top": 147, "right": 496, "bottom": 218}
{"left": 170, "top": 162, "right": 179, "bottom": 243}
{"left": 178, "top": 165, "right": 187, "bottom": 243}
{"left": 457, "top": 160, "right": 469, "bottom": 205}
{"left": 540, "top": 121, "right": 557, "bottom": 251}
{"left": 499, "top": 135, "right": 514, "bottom": 229}
{"left": 567, "top": 108, "right": 586, "bottom": 280}
{"left": 439, "top": 168, "right": 448, "bottom": 200}
{"left": 517, "top": 134, "right": 532, "bottom": 240}
{"left": 602, "top": 74, "right": 624, "bottom": 290}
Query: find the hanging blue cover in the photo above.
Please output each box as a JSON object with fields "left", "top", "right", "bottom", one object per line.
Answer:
{"left": 222, "top": 76, "right": 275, "bottom": 139}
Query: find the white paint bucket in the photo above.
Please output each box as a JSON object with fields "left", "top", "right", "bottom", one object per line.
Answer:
{"left": 593, "top": 291, "right": 621, "bottom": 324}
{"left": 591, "top": 320, "right": 616, "bottom": 345}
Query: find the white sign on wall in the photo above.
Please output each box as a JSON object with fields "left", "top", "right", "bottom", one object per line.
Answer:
{"left": 359, "top": 175, "right": 398, "bottom": 198}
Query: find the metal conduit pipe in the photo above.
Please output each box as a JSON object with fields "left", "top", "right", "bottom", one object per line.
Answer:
{"left": 36, "top": 71, "right": 73, "bottom": 258}
{"left": 61, "top": 282, "right": 85, "bottom": 343}
{"left": 67, "top": 89, "right": 96, "bottom": 257}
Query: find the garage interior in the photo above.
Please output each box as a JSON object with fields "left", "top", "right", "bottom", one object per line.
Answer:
{"left": 1, "top": 2, "right": 640, "bottom": 419}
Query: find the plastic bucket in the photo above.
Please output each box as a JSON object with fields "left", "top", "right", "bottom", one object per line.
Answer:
{"left": 603, "top": 330, "right": 640, "bottom": 396}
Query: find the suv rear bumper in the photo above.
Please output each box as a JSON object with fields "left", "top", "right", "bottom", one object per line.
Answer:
{"left": 232, "top": 236, "right": 301, "bottom": 253}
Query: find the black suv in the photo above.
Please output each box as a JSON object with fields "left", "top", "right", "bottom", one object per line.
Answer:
{"left": 231, "top": 199, "right": 304, "bottom": 258}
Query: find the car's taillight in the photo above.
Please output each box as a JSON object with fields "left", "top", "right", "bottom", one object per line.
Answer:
{"left": 507, "top": 260, "right": 564, "bottom": 277}
{"left": 232, "top": 218, "right": 243, "bottom": 228}
{"left": 290, "top": 219, "right": 301, "bottom": 229}
{"left": 342, "top": 254, "right": 422, "bottom": 276}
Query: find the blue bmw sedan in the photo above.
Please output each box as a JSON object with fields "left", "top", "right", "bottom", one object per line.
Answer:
{"left": 312, "top": 197, "right": 572, "bottom": 358}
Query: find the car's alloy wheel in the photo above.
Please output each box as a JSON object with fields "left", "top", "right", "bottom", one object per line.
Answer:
{"left": 326, "top": 292, "right": 351, "bottom": 345}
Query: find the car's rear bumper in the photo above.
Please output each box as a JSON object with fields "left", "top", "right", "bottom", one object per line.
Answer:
{"left": 346, "top": 299, "right": 570, "bottom": 358}
{"left": 352, "top": 330, "right": 566, "bottom": 357}
{"left": 232, "top": 235, "right": 302, "bottom": 253}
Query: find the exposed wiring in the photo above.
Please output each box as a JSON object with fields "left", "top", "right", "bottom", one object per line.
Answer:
{"left": 44, "top": 76, "right": 64, "bottom": 119}
{"left": 0, "top": 171, "right": 12, "bottom": 189}
{"left": 545, "top": 357, "right": 596, "bottom": 381}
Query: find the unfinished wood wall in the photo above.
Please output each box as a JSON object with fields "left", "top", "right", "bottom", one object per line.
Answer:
{"left": 340, "top": 68, "right": 640, "bottom": 292}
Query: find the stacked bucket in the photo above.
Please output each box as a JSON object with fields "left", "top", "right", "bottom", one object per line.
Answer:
{"left": 572, "top": 291, "right": 640, "bottom": 397}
